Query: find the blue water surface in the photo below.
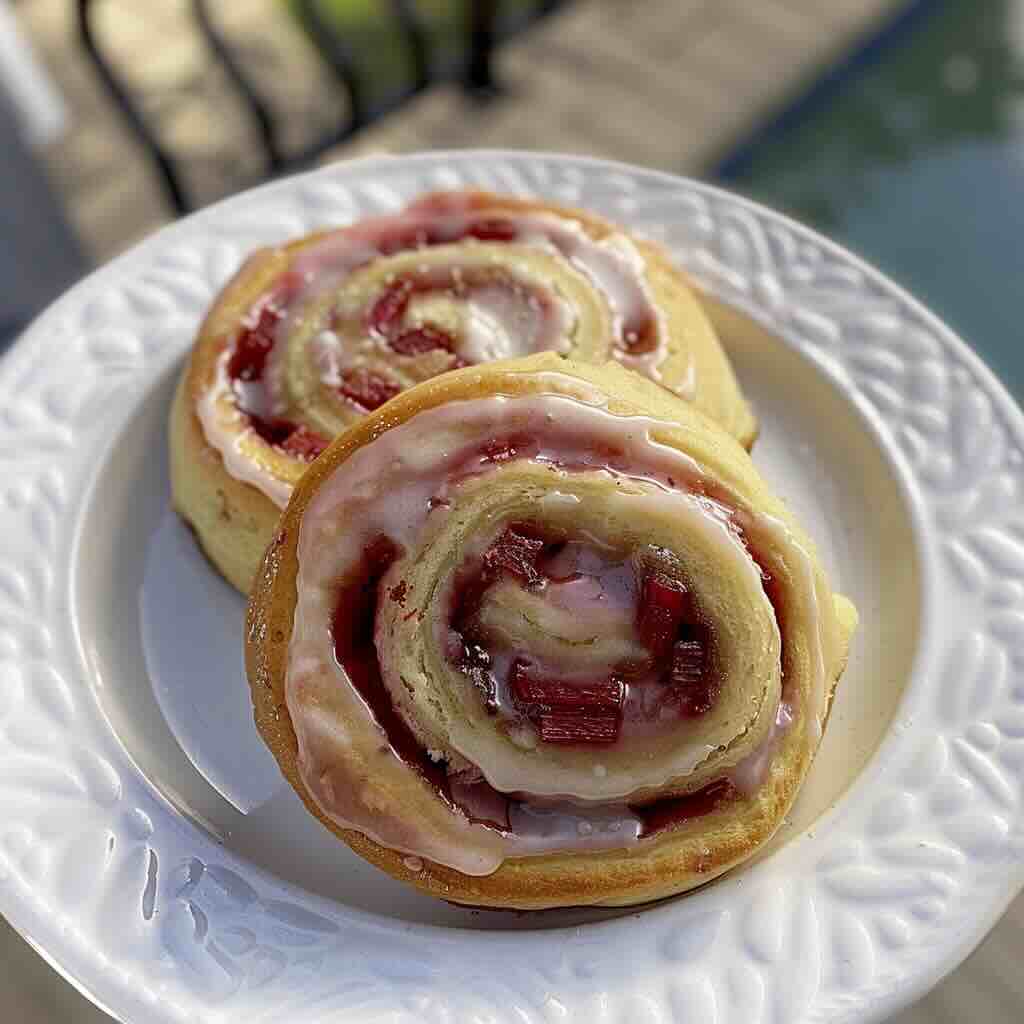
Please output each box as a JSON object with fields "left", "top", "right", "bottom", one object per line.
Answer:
{"left": 716, "top": 0, "right": 1024, "bottom": 400}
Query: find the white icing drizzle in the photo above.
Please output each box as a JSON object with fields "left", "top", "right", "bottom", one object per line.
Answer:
{"left": 747, "top": 510, "right": 830, "bottom": 742}
{"left": 458, "top": 281, "right": 575, "bottom": 363}
{"left": 572, "top": 231, "right": 683, "bottom": 396}
{"left": 195, "top": 351, "right": 292, "bottom": 508}
{"left": 500, "top": 214, "right": 671, "bottom": 374}
{"left": 287, "top": 383, "right": 830, "bottom": 873}
{"left": 508, "top": 802, "right": 643, "bottom": 852}
{"left": 727, "top": 700, "right": 795, "bottom": 796}
{"left": 195, "top": 200, "right": 687, "bottom": 507}
{"left": 290, "top": 205, "right": 670, "bottom": 369}
{"left": 428, "top": 490, "right": 776, "bottom": 799}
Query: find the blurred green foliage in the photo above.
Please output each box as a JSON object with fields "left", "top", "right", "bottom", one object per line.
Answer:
{"left": 285, "top": 1, "right": 536, "bottom": 105}
{"left": 722, "top": 0, "right": 1024, "bottom": 231}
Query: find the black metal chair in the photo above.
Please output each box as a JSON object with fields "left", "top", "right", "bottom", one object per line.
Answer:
{"left": 76, "top": 0, "right": 566, "bottom": 216}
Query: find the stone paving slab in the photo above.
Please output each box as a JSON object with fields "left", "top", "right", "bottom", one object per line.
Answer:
{"left": 321, "top": 0, "right": 902, "bottom": 173}
{"left": 21, "top": 0, "right": 901, "bottom": 262}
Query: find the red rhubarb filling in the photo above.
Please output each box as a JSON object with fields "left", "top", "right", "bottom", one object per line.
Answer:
{"left": 445, "top": 524, "right": 720, "bottom": 747}
{"left": 365, "top": 277, "right": 462, "bottom": 364}
{"left": 222, "top": 208, "right": 659, "bottom": 451}
{"left": 330, "top": 535, "right": 451, "bottom": 799}
{"left": 510, "top": 663, "right": 626, "bottom": 745}
{"left": 359, "top": 265, "right": 560, "bottom": 378}
{"left": 328, "top": 510, "right": 789, "bottom": 842}
{"left": 397, "top": 197, "right": 659, "bottom": 351}
{"left": 225, "top": 274, "right": 330, "bottom": 461}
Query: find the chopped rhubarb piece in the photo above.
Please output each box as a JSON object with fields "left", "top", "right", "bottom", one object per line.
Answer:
{"left": 537, "top": 711, "right": 619, "bottom": 745}
{"left": 245, "top": 414, "right": 327, "bottom": 460}
{"left": 465, "top": 218, "right": 518, "bottom": 242}
{"left": 227, "top": 306, "right": 278, "bottom": 381}
{"left": 510, "top": 663, "right": 624, "bottom": 713}
{"left": 388, "top": 580, "right": 408, "bottom": 606}
{"left": 366, "top": 280, "right": 412, "bottom": 334}
{"left": 637, "top": 573, "right": 697, "bottom": 658}
{"left": 389, "top": 324, "right": 456, "bottom": 355}
{"left": 676, "top": 678, "right": 720, "bottom": 718}
{"left": 340, "top": 367, "right": 401, "bottom": 410}
{"left": 280, "top": 424, "right": 330, "bottom": 460}
{"left": 668, "top": 635, "right": 706, "bottom": 689}
{"left": 510, "top": 663, "right": 624, "bottom": 745}
{"left": 228, "top": 276, "right": 299, "bottom": 382}
{"left": 481, "top": 527, "right": 545, "bottom": 587}
{"left": 247, "top": 413, "right": 295, "bottom": 448}
{"left": 665, "top": 630, "right": 718, "bottom": 717}
{"left": 644, "top": 623, "right": 718, "bottom": 718}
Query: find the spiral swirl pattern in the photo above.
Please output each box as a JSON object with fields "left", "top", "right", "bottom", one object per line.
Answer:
{"left": 247, "top": 355, "right": 855, "bottom": 908}
{"left": 172, "top": 191, "right": 756, "bottom": 593}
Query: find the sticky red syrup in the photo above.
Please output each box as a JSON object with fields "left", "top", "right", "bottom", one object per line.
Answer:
{"left": 226, "top": 274, "right": 330, "bottom": 460}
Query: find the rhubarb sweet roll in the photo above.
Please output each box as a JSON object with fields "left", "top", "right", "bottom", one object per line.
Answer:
{"left": 171, "top": 189, "right": 755, "bottom": 593}
{"left": 245, "top": 354, "right": 855, "bottom": 909}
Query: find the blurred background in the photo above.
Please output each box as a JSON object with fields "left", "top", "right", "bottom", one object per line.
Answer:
{"left": 0, "top": 0, "right": 1021, "bottom": 1020}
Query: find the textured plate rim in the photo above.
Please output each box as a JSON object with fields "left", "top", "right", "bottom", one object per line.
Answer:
{"left": 0, "top": 150, "right": 1019, "bottom": 1024}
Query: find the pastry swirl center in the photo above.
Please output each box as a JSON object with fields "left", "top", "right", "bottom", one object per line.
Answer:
{"left": 447, "top": 524, "right": 719, "bottom": 748}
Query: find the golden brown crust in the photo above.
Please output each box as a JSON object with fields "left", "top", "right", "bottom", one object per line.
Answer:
{"left": 170, "top": 370, "right": 278, "bottom": 594}
{"left": 432, "top": 190, "right": 757, "bottom": 447}
{"left": 169, "top": 230, "right": 334, "bottom": 594}
{"left": 245, "top": 354, "right": 853, "bottom": 909}
{"left": 171, "top": 190, "right": 756, "bottom": 595}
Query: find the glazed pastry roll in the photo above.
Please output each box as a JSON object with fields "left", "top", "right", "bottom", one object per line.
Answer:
{"left": 246, "top": 354, "right": 855, "bottom": 909}
{"left": 171, "top": 190, "right": 755, "bottom": 592}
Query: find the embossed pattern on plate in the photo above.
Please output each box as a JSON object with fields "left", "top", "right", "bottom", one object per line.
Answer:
{"left": 0, "top": 152, "right": 1021, "bottom": 1024}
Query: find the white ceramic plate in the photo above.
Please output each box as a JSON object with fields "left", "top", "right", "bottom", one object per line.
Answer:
{"left": 0, "top": 152, "right": 1022, "bottom": 1024}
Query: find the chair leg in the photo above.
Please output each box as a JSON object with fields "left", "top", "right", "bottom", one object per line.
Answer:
{"left": 464, "top": 0, "right": 501, "bottom": 99}
{"left": 192, "top": 0, "right": 285, "bottom": 174}
{"left": 293, "top": 0, "right": 368, "bottom": 131}
{"left": 392, "top": 0, "right": 430, "bottom": 93}
{"left": 76, "top": 0, "right": 191, "bottom": 214}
